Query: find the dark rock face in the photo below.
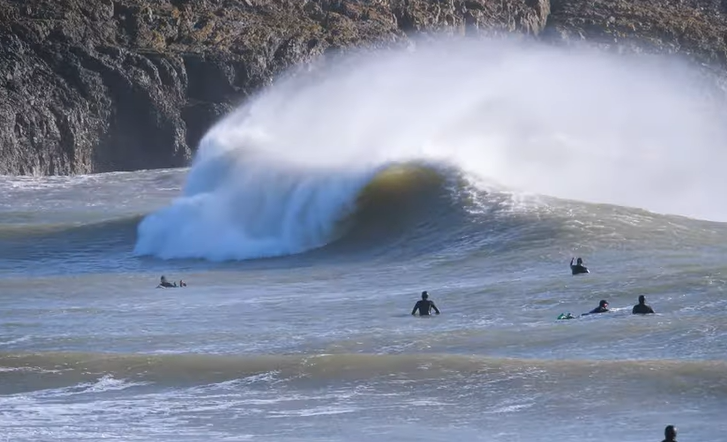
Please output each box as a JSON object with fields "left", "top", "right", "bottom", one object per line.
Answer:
{"left": 547, "top": 0, "right": 727, "bottom": 64}
{"left": 0, "top": 0, "right": 725, "bottom": 175}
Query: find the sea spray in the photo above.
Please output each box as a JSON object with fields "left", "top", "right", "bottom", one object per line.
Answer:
{"left": 134, "top": 37, "right": 727, "bottom": 261}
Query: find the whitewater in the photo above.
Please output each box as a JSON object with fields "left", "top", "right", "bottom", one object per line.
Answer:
{"left": 1, "top": 37, "right": 727, "bottom": 441}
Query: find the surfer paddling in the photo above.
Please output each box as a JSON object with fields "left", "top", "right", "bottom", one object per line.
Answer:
{"left": 157, "top": 275, "right": 187, "bottom": 288}
{"left": 581, "top": 299, "right": 609, "bottom": 316}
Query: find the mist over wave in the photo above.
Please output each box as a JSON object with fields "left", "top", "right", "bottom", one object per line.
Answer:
{"left": 134, "top": 37, "right": 727, "bottom": 261}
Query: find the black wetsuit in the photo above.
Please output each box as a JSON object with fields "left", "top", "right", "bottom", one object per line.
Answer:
{"left": 412, "top": 300, "right": 440, "bottom": 316}
{"left": 570, "top": 264, "right": 589, "bottom": 275}
{"left": 159, "top": 281, "right": 176, "bottom": 288}
{"left": 583, "top": 306, "right": 609, "bottom": 316}
{"left": 632, "top": 303, "right": 655, "bottom": 314}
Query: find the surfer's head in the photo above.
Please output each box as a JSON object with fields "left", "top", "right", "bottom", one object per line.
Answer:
{"left": 599, "top": 300, "right": 608, "bottom": 308}
{"left": 576, "top": 257, "right": 583, "bottom": 265}
{"left": 664, "top": 425, "right": 677, "bottom": 440}
{"left": 638, "top": 295, "right": 645, "bottom": 304}
{"left": 160, "top": 275, "right": 167, "bottom": 283}
{"left": 421, "top": 291, "right": 428, "bottom": 299}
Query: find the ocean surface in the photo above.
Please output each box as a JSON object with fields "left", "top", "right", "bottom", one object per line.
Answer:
{"left": 2, "top": 39, "right": 727, "bottom": 441}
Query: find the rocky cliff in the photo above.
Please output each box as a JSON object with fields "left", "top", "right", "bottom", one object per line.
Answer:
{"left": 0, "top": 0, "right": 725, "bottom": 175}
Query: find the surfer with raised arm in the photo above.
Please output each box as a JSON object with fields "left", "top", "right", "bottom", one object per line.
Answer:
{"left": 570, "top": 257, "right": 589, "bottom": 275}
{"left": 411, "top": 291, "right": 440, "bottom": 316}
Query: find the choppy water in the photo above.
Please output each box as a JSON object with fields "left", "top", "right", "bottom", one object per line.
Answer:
{"left": 2, "top": 38, "right": 727, "bottom": 441}
{"left": 1, "top": 166, "right": 726, "bottom": 441}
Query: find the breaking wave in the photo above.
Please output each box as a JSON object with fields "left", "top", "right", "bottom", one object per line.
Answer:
{"left": 133, "top": 37, "right": 727, "bottom": 262}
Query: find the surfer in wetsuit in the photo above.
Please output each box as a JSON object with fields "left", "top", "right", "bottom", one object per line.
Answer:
{"left": 157, "top": 276, "right": 176, "bottom": 288}
{"left": 662, "top": 425, "right": 677, "bottom": 442}
{"left": 411, "top": 291, "right": 440, "bottom": 316}
{"left": 581, "top": 299, "right": 609, "bottom": 316}
{"left": 570, "top": 257, "right": 589, "bottom": 275}
{"left": 157, "top": 275, "right": 186, "bottom": 288}
{"left": 632, "top": 295, "right": 655, "bottom": 315}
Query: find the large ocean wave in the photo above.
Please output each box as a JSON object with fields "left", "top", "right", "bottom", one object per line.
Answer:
{"left": 134, "top": 38, "right": 727, "bottom": 261}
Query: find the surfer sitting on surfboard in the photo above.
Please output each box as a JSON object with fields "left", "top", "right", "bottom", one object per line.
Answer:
{"left": 632, "top": 295, "right": 655, "bottom": 314}
{"left": 411, "top": 291, "right": 440, "bottom": 316}
{"left": 662, "top": 425, "right": 677, "bottom": 442}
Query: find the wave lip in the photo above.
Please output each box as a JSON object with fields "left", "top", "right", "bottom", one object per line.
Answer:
{"left": 133, "top": 145, "right": 383, "bottom": 261}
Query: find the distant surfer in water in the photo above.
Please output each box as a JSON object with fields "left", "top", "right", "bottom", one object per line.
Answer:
{"left": 411, "top": 291, "right": 440, "bottom": 316}
{"left": 632, "top": 295, "right": 655, "bottom": 314}
{"left": 570, "top": 257, "right": 589, "bottom": 275}
{"left": 157, "top": 275, "right": 186, "bottom": 288}
{"left": 663, "top": 425, "right": 677, "bottom": 442}
{"left": 581, "top": 299, "right": 609, "bottom": 316}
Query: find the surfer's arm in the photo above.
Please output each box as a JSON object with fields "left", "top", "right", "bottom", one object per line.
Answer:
{"left": 431, "top": 302, "right": 440, "bottom": 314}
{"left": 411, "top": 302, "right": 419, "bottom": 316}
